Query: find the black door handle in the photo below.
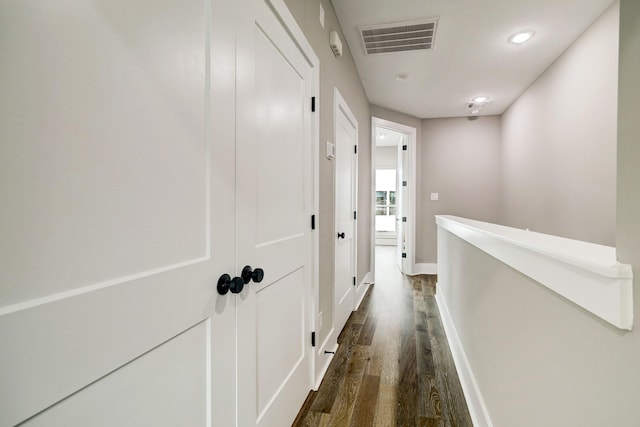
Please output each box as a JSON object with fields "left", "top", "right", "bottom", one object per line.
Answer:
{"left": 217, "top": 274, "right": 245, "bottom": 295}
{"left": 242, "top": 265, "right": 265, "bottom": 284}
{"left": 337, "top": 232, "right": 345, "bottom": 239}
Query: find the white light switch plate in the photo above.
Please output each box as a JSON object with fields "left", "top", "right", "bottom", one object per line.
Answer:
{"left": 326, "top": 141, "right": 335, "bottom": 159}
{"left": 319, "top": 4, "right": 325, "bottom": 28}
{"left": 431, "top": 192, "right": 439, "bottom": 201}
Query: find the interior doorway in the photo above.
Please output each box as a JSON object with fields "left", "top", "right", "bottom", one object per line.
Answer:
{"left": 371, "top": 117, "right": 416, "bottom": 275}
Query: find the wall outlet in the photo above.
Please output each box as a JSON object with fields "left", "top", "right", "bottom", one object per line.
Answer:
{"left": 318, "top": 311, "right": 323, "bottom": 330}
{"left": 431, "top": 192, "right": 439, "bottom": 201}
{"left": 319, "top": 4, "right": 325, "bottom": 28}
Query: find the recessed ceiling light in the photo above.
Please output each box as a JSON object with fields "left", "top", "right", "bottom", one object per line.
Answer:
{"left": 509, "top": 30, "right": 534, "bottom": 45}
{"left": 395, "top": 73, "right": 409, "bottom": 81}
{"left": 472, "top": 96, "right": 489, "bottom": 103}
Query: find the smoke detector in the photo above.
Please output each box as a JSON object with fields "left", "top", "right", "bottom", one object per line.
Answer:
{"left": 359, "top": 18, "right": 438, "bottom": 55}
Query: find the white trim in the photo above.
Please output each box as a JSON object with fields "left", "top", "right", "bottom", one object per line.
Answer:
{"left": 375, "top": 238, "right": 397, "bottom": 246}
{"left": 436, "top": 215, "right": 634, "bottom": 330}
{"left": 412, "top": 263, "right": 438, "bottom": 275}
{"left": 435, "top": 291, "right": 494, "bottom": 427}
{"left": 309, "top": 40, "right": 320, "bottom": 398}
{"left": 370, "top": 118, "right": 377, "bottom": 284}
{"left": 314, "top": 336, "right": 338, "bottom": 390}
{"left": 354, "top": 271, "right": 373, "bottom": 310}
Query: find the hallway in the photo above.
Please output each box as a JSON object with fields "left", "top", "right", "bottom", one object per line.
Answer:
{"left": 293, "top": 246, "right": 472, "bottom": 426}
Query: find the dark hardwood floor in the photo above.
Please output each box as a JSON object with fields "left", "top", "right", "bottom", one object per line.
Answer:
{"left": 292, "top": 246, "right": 472, "bottom": 427}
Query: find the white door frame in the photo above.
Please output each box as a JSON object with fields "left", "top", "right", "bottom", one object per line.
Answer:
{"left": 371, "top": 117, "right": 417, "bottom": 275}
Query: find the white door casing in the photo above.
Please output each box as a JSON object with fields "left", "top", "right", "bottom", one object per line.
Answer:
{"left": 0, "top": 0, "right": 237, "bottom": 425}
{"left": 333, "top": 89, "right": 358, "bottom": 334}
{"left": 371, "top": 117, "right": 417, "bottom": 275}
{"left": 397, "top": 139, "right": 407, "bottom": 271}
{"left": 236, "top": 0, "right": 319, "bottom": 426}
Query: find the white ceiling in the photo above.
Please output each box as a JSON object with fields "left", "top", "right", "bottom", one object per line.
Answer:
{"left": 375, "top": 126, "right": 404, "bottom": 147}
{"left": 331, "top": 0, "right": 616, "bottom": 119}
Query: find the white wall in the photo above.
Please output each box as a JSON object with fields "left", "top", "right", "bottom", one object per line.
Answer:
{"left": 501, "top": 2, "right": 619, "bottom": 246}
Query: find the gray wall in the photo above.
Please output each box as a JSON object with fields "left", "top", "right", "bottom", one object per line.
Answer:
{"left": 283, "top": 0, "right": 371, "bottom": 345}
{"left": 438, "top": 2, "right": 640, "bottom": 425}
{"left": 371, "top": 108, "right": 502, "bottom": 265}
{"left": 420, "top": 117, "right": 502, "bottom": 263}
{"left": 500, "top": 3, "right": 619, "bottom": 246}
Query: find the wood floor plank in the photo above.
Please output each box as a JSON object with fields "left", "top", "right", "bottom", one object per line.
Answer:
{"left": 397, "top": 332, "right": 418, "bottom": 426}
{"left": 292, "top": 391, "right": 317, "bottom": 426}
{"left": 293, "top": 249, "right": 471, "bottom": 427}
{"left": 418, "top": 417, "right": 444, "bottom": 427}
{"left": 372, "top": 384, "right": 397, "bottom": 427}
{"left": 351, "top": 289, "right": 374, "bottom": 325}
{"left": 311, "top": 322, "right": 364, "bottom": 413}
{"left": 357, "top": 313, "right": 378, "bottom": 346}
{"left": 425, "top": 294, "right": 473, "bottom": 427}
{"left": 324, "top": 345, "right": 370, "bottom": 426}
{"left": 364, "top": 324, "right": 386, "bottom": 377}
{"left": 349, "top": 375, "right": 380, "bottom": 427}
{"left": 418, "top": 374, "right": 442, "bottom": 419}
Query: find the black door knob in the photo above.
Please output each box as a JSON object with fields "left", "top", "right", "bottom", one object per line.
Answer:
{"left": 337, "top": 232, "right": 345, "bottom": 239}
{"left": 242, "top": 265, "right": 265, "bottom": 284}
{"left": 217, "top": 274, "right": 245, "bottom": 295}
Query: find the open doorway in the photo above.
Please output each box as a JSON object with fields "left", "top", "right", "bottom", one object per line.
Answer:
{"left": 371, "top": 117, "right": 416, "bottom": 275}
{"left": 374, "top": 130, "right": 402, "bottom": 246}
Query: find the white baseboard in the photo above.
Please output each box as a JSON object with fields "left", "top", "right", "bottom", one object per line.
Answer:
{"left": 375, "top": 238, "right": 397, "bottom": 246}
{"left": 412, "top": 262, "right": 438, "bottom": 275}
{"left": 314, "top": 333, "right": 337, "bottom": 390}
{"left": 354, "top": 271, "right": 373, "bottom": 310}
{"left": 315, "top": 272, "right": 373, "bottom": 389}
{"left": 435, "top": 291, "right": 493, "bottom": 427}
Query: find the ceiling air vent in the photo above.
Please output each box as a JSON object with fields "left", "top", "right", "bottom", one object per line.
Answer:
{"left": 359, "top": 18, "right": 438, "bottom": 55}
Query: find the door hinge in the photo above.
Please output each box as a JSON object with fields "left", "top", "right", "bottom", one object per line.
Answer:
{"left": 311, "top": 97, "right": 316, "bottom": 112}
{"left": 353, "top": 211, "right": 357, "bottom": 220}
{"left": 311, "top": 214, "right": 316, "bottom": 230}
{"left": 402, "top": 217, "right": 407, "bottom": 222}
{"left": 402, "top": 253, "right": 407, "bottom": 258}
{"left": 402, "top": 180, "right": 407, "bottom": 187}
{"left": 311, "top": 331, "right": 316, "bottom": 347}
{"left": 402, "top": 144, "right": 407, "bottom": 151}
{"left": 353, "top": 276, "right": 356, "bottom": 286}
{"left": 354, "top": 145, "right": 357, "bottom": 154}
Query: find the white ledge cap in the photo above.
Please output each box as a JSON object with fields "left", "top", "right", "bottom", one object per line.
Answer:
{"left": 436, "top": 215, "right": 634, "bottom": 330}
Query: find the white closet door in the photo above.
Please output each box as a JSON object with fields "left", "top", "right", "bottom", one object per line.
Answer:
{"left": 235, "top": 0, "right": 316, "bottom": 425}
{"left": 334, "top": 94, "right": 358, "bottom": 333}
{"left": 0, "top": 0, "right": 236, "bottom": 425}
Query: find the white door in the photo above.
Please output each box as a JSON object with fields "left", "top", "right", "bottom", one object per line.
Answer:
{"left": 334, "top": 92, "right": 358, "bottom": 333}
{"left": 0, "top": 0, "right": 236, "bottom": 425}
{"left": 236, "top": 0, "right": 317, "bottom": 426}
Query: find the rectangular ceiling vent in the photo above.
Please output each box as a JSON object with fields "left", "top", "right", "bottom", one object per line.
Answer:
{"left": 359, "top": 18, "right": 438, "bottom": 55}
